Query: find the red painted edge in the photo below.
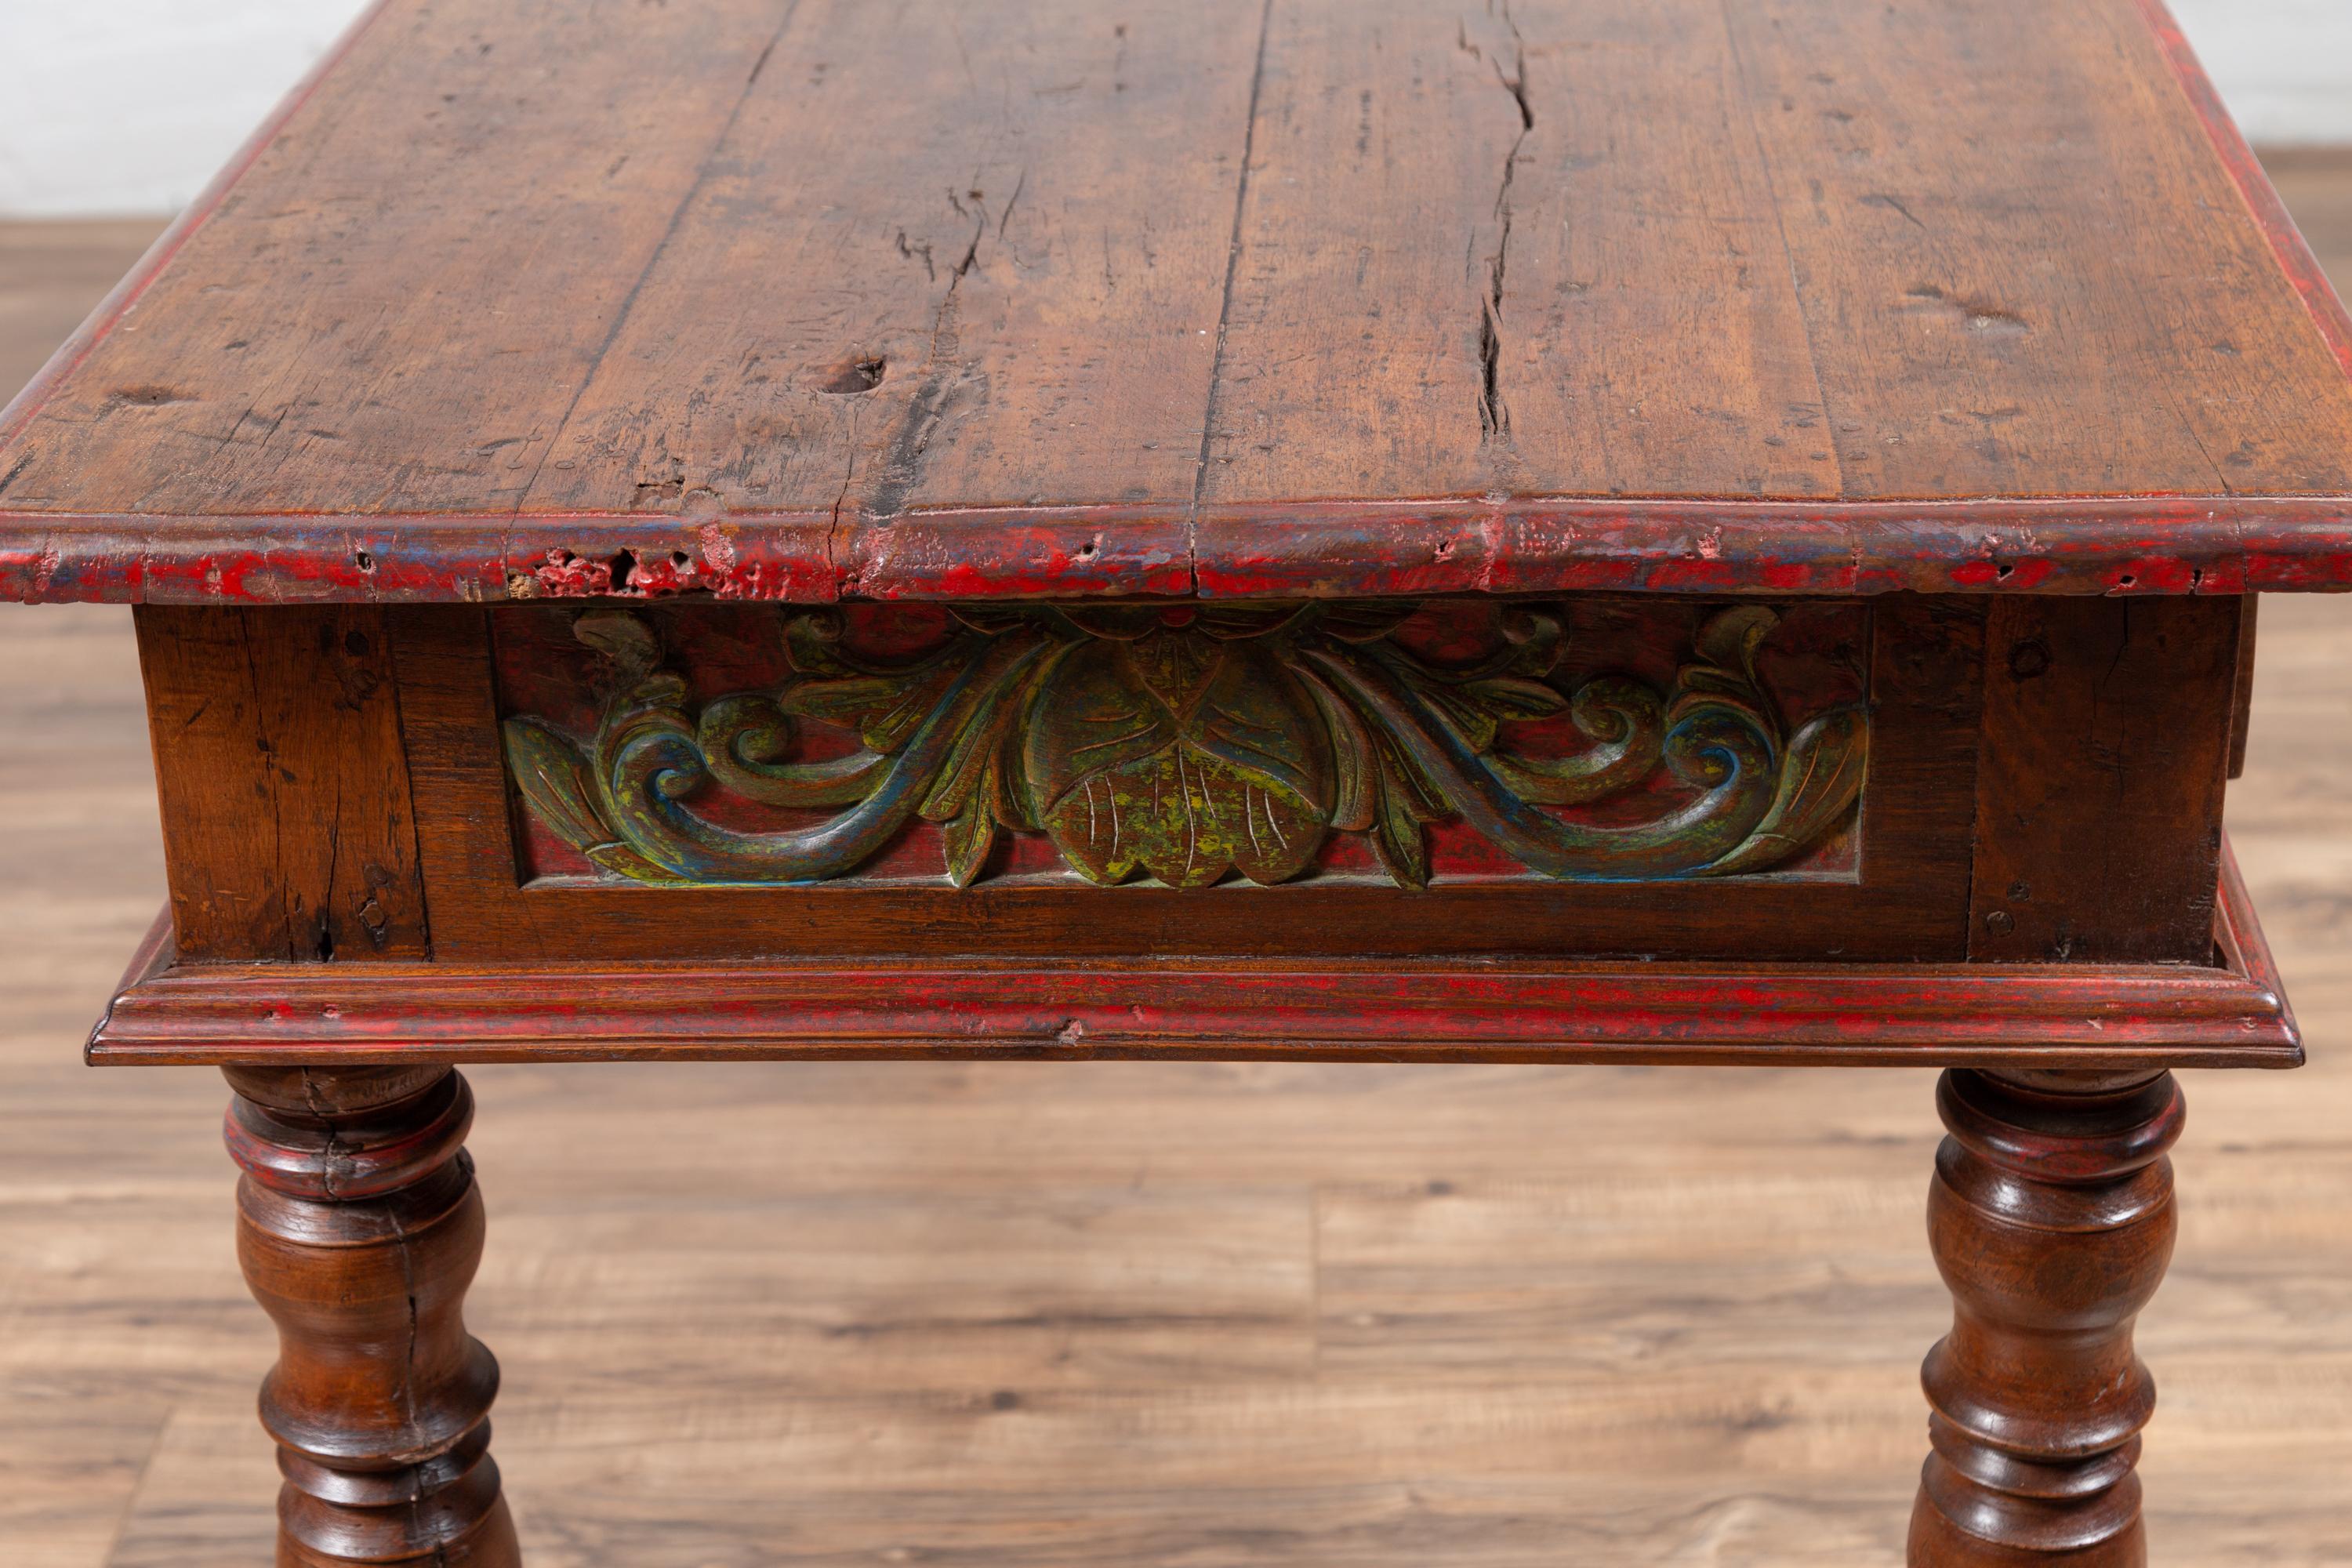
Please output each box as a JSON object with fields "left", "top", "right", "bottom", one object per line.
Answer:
{"left": 2212, "top": 837, "right": 2297, "bottom": 1048}
{"left": 9, "top": 0, "right": 2352, "bottom": 607}
{"left": 86, "top": 840, "right": 2299, "bottom": 1068}
{"left": 2134, "top": 0, "right": 2352, "bottom": 383}
{"left": 8, "top": 494, "right": 2352, "bottom": 607}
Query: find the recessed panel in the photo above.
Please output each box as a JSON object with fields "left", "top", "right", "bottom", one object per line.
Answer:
{"left": 493, "top": 597, "right": 1870, "bottom": 892}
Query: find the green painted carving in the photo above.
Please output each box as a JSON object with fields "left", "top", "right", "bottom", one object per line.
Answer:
{"left": 502, "top": 601, "right": 1866, "bottom": 889}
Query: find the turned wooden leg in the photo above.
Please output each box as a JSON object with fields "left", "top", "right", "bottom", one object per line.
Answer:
{"left": 223, "top": 1065, "right": 521, "bottom": 1567}
{"left": 1909, "top": 1068, "right": 2185, "bottom": 1566}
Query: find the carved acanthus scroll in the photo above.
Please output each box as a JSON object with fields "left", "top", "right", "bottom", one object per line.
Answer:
{"left": 502, "top": 600, "right": 1866, "bottom": 889}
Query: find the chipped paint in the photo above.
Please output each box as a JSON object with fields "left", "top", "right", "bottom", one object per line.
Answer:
{"left": 9, "top": 495, "right": 2352, "bottom": 606}
{"left": 4, "top": 0, "right": 2351, "bottom": 616}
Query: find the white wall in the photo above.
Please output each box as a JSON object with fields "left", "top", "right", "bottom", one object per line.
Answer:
{"left": 0, "top": 0, "right": 372, "bottom": 216}
{"left": 2171, "top": 0, "right": 2352, "bottom": 146}
{"left": 0, "top": 0, "right": 2343, "bottom": 216}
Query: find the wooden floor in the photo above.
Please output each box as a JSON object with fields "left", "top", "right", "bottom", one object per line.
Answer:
{"left": 5, "top": 169, "right": 2352, "bottom": 1566}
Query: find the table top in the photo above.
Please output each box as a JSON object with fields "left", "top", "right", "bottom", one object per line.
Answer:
{"left": 6, "top": 0, "right": 2352, "bottom": 606}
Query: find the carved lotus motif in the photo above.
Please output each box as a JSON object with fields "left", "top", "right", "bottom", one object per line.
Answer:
{"left": 502, "top": 598, "right": 1867, "bottom": 890}
{"left": 1025, "top": 613, "right": 1331, "bottom": 887}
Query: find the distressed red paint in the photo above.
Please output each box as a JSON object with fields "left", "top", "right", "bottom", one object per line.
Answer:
{"left": 12, "top": 496, "right": 2352, "bottom": 607}
{"left": 88, "top": 847, "right": 2296, "bottom": 1069}
{"left": 5, "top": 4, "right": 2352, "bottom": 612}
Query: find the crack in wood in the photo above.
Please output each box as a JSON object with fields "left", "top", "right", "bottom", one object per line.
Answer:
{"left": 1476, "top": 2, "right": 1532, "bottom": 445}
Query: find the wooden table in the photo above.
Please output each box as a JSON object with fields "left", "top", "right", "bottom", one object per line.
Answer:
{"left": 4, "top": 2, "right": 2348, "bottom": 1563}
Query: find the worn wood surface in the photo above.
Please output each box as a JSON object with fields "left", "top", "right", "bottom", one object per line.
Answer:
{"left": 134, "top": 604, "right": 427, "bottom": 963}
{"left": 1967, "top": 597, "right": 2245, "bottom": 964}
{"left": 7, "top": 169, "right": 2352, "bottom": 1568}
{"left": 5, "top": 0, "right": 2352, "bottom": 604}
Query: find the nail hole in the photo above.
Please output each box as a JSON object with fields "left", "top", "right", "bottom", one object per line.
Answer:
{"left": 107, "top": 384, "right": 190, "bottom": 407}
{"left": 671, "top": 549, "right": 691, "bottom": 568}
{"left": 354, "top": 548, "right": 374, "bottom": 571}
{"left": 816, "top": 354, "right": 887, "bottom": 394}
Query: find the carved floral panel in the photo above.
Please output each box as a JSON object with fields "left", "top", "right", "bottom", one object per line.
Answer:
{"left": 494, "top": 597, "right": 1869, "bottom": 890}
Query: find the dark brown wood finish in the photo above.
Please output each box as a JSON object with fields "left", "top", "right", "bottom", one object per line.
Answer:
{"left": 136, "top": 604, "right": 428, "bottom": 963}
{"left": 6, "top": 0, "right": 2352, "bottom": 603}
{"left": 1205, "top": 0, "right": 2352, "bottom": 506}
{"left": 20, "top": 577, "right": 2352, "bottom": 1563}
{"left": 2228, "top": 593, "right": 2259, "bottom": 780}
{"left": 20, "top": 147, "right": 2352, "bottom": 1563}
{"left": 1968, "top": 597, "right": 2244, "bottom": 964}
{"left": 1911, "top": 1069, "right": 2185, "bottom": 1566}
{"left": 379, "top": 594, "right": 1985, "bottom": 965}
{"left": 85, "top": 844, "right": 2298, "bottom": 1069}
{"left": 122, "top": 593, "right": 2247, "bottom": 974}
{"left": 9, "top": 3, "right": 2347, "bottom": 1564}
{"left": 223, "top": 1064, "right": 516, "bottom": 1566}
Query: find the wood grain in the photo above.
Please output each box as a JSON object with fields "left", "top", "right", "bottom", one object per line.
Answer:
{"left": 7, "top": 1, "right": 2352, "bottom": 606}
{"left": 223, "top": 1064, "right": 517, "bottom": 1565}
{"left": 1719, "top": 0, "right": 2352, "bottom": 500}
{"left": 135, "top": 604, "right": 428, "bottom": 962}
{"left": 1967, "top": 596, "right": 2244, "bottom": 964}
{"left": 1911, "top": 1069, "right": 2185, "bottom": 1563}
{"left": 6, "top": 169, "right": 2352, "bottom": 1566}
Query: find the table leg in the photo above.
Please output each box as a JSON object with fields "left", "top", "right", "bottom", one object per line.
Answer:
{"left": 1908, "top": 1068, "right": 2184, "bottom": 1566}
{"left": 223, "top": 1065, "right": 521, "bottom": 1566}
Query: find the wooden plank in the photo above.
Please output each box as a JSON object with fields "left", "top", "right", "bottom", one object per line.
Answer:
{"left": 1969, "top": 595, "right": 2241, "bottom": 963}
{"left": 1720, "top": 0, "right": 2352, "bottom": 500}
{"left": 2, "top": 2, "right": 2352, "bottom": 605}
{"left": 518, "top": 0, "right": 1262, "bottom": 552}
{"left": 1203, "top": 0, "right": 1843, "bottom": 509}
{"left": 2230, "top": 592, "right": 2259, "bottom": 779}
{"left": 136, "top": 604, "right": 428, "bottom": 962}
{"left": 0, "top": 0, "right": 794, "bottom": 521}
{"left": 1193, "top": 0, "right": 1508, "bottom": 509}
{"left": 1492, "top": 0, "right": 1846, "bottom": 500}
{"left": 2137, "top": 3, "right": 2352, "bottom": 385}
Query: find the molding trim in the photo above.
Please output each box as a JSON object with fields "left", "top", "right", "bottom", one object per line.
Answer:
{"left": 87, "top": 843, "right": 2298, "bottom": 1069}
